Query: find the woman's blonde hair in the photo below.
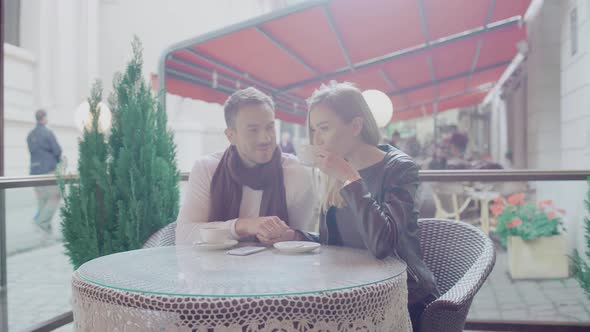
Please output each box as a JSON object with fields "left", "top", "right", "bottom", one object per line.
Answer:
{"left": 307, "top": 81, "right": 382, "bottom": 213}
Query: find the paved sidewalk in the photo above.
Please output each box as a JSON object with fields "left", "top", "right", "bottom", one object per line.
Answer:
{"left": 4, "top": 241, "right": 590, "bottom": 331}
{"left": 470, "top": 247, "right": 590, "bottom": 322}
{"left": 5, "top": 187, "right": 64, "bottom": 256}
{"left": 6, "top": 242, "right": 73, "bottom": 331}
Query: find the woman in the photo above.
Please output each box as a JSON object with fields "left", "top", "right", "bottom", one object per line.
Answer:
{"left": 305, "top": 81, "right": 439, "bottom": 331}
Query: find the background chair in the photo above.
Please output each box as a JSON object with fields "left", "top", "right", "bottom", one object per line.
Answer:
{"left": 143, "top": 222, "right": 176, "bottom": 248}
{"left": 430, "top": 183, "right": 473, "bottom": 221}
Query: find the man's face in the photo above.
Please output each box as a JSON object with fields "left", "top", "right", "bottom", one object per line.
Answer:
{"left": 225, "top": 103, "right": 277, "bottom": 167}
{"left": 41, "top": 116, "right": 48, "bottom": 125}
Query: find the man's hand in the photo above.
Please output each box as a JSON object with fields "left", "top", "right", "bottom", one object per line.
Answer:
{"left": 235, "top": 216, "right": 289, "bottom": 240}
{"left": 257, "top": 228, "right": 298, "bottom": 246}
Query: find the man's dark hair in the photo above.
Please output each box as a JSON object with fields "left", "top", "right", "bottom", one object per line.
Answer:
{"left": 450, "top": 132, "right": 468, "bottom": 153}
{"left": 35, "top": 109, "right": 47, "bottom": 122}
{"left": 223, "top": 87, "right": 275, "bottom": 128}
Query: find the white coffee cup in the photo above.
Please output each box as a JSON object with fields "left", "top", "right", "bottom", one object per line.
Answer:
{"left": 297, "top": 144, "right": 317, "bottom": 167}
{"left": 199, "top": 223, "right": 230, "bottom": 244}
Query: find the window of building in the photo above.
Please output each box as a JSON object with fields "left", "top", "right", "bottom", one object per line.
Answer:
{"left": 4, "top": 0, "right": 21, "bottom": 46}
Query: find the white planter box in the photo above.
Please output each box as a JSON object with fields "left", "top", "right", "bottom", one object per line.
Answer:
{"left": 507, "top": 235, "right": 569, "bottom": 279}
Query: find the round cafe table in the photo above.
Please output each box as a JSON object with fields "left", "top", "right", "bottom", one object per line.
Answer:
{"left": 72, "top": 245, "right": 411, "bottom": 331}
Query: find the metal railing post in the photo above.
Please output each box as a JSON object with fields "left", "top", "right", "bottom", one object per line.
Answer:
{"left": 0, "top": 0, "right": 9, "bottom": 328}
{"left": 1, "top": 189, "right": 7, "bottom": 332}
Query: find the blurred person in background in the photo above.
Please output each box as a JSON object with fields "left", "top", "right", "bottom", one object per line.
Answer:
{"left": 27, "top": 109, "right": 63, "bottom": 236}
{"left": 280, "top": 131, "right": 296, "bottom": 155}
{"left": 389, "top": 130, "right": 401, "bottom": 149}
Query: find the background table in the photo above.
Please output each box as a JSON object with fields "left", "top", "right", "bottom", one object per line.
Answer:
{"left": 466, "top": 190, "right": 500, "bottom": 235}
{"left": 72, "top": 245, "right": 411, "bottom": 331}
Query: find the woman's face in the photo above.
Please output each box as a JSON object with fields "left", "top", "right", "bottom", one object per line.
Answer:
{"left": 308, "top": 103, "right": 361, "bottom": 158}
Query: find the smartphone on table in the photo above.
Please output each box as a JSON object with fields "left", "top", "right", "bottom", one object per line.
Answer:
{"left": 226, "top": 246, "right": 266, "bottom": 256}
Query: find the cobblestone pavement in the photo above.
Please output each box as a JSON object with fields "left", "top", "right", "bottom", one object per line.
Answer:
{"left": 469, "top": 247, "right": 590, "bottom": 323}
{"left": 6, "top": 242, "right": 72, "bottom": 331}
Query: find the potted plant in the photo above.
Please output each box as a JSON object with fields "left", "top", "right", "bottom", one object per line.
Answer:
{"left": 492, "top": 193, "right": 568, "bottom": 279}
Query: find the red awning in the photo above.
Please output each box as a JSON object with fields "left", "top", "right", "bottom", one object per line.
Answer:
{"left": 159, "top": 0, "right": 530, "bottom": 124}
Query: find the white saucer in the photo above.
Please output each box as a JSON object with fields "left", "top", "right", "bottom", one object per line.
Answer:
{"left": 273, "top": 241, "right": 320, "bottom": 253}
{"left": 193, "top": 239, "right": 238, "bottom": 251}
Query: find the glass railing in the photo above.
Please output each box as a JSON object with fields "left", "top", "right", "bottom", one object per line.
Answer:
{"left": 1, "top": 170, "right": 589, "bottom": 331}
{"left": 3, "top": 185, "right": 73, "bottom": 330}
{"left": 0, "top": 178, "right": 190, "bottom": 332}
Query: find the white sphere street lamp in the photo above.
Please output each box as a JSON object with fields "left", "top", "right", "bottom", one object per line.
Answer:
{"left": 362, "top": 89, "right": 394, "bottom": 128}
{"left": 75, "top": 101, "right": 112, "bottom": 133}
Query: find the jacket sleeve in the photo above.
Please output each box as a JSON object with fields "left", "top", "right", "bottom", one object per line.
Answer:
{"left": 175, "top": 158, "right": 237, "bottom": 245}
{"left": 338, "top": 162, "right": 420, "bottom": 259}
{"left": 49, "top": 131, "right": 62, "bottom": 161}
{"left": 296, "top": 230, "right": 320, "bottom": 242}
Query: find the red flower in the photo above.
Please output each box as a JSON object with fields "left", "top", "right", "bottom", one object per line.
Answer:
{"left": 547, "top": 212, "right": 556, "bottom": 219}
{"left": 506, "top": 217, "right": 523, "bottom": 229}
{"left": 538, "top": 199, "right": 554, "bottom": 208}
{"left": 491, "top": 203, "right": 505, "bottom": 217}
{"left": 508, "top": 193, "right": 526, "bottom": 205}
{"left": 557, "top": 208, "right": 566, "bottom": 215}
{"left": 494, "top": 196, "right": 506, "bottom": 204}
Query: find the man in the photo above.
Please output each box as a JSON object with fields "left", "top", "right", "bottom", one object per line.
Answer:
{"left": 448, "top": 132, "right": 468, "bottom": 160}
{"left": 280, "top": 131, "right": 296, "bottom": 155}
{"left": 503, "top": 150, "right": 513, "bottom": 169}
{"left": 176, "top": 87, "right": 316, "bottom": 245}
{"left": 27, "top": 109, "right": 63, "bottom": 235}
{"left": 444, "top": 132, "right": 470, "bottom": 170}
{"left": 390, "top": 131, "right": 401, "bottom": 149}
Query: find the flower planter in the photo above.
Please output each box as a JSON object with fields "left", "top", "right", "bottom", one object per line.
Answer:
{"left": 507, "top": 235, "right": 569, "bottom": 279}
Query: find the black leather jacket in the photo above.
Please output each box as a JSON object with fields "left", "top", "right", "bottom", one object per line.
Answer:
{"left": 307, "top": 145, "right": 439, "bottom": 304}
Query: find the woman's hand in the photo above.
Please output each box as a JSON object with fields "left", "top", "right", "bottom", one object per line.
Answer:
{"left": 314, "top": 148, "right": 361, "bottom": 183}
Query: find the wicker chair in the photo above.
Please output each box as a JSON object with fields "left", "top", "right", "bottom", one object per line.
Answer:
{"left": 417, "top": 218, "right": 496, "bottom": 332}
{"left": 143, "top": 222, "right": 177, "bottom": 248}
